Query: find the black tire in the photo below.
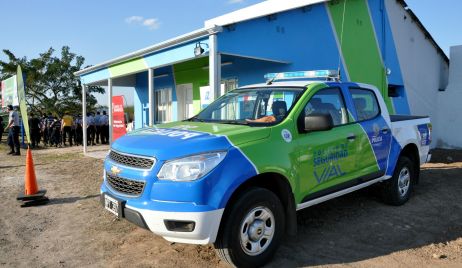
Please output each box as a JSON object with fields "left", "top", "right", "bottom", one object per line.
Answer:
{"left": 381, "top": 156, "right": 415, "bottom": 206}
{"left": 214, "top": 188, "right": 285, "bottom": 268}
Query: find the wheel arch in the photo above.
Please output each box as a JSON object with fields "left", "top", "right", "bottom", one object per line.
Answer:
{"left": 219, "top": 172, "right": 297, "bottom": 236}
{"left": 399, "top": 143, "right": 420, "bottom": 183}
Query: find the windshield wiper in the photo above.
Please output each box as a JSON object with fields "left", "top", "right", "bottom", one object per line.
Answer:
{"left": 186, "top": 117, "right": 205, "bottom": 122}
{"left": 221, "top": 120, "right": 248, "bottom": 125}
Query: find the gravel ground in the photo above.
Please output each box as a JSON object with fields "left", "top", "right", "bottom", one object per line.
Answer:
{"left": 0, "top": 144, "right": 461, "bottom": 268}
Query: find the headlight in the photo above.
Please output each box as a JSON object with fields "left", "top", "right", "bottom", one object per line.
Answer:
{"left": 157, "top": 151, "right": 227, "bottom": 181}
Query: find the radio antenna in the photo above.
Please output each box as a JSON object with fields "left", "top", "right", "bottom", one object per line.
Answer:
{"left": 337, "top": 0, "right": 348, "bottom": 81}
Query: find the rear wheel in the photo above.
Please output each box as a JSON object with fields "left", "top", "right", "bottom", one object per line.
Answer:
{"left": 214, "top": 188, "right": 285, "bottom": 268}
{"left": 381, "top": 156, "right": 415, "bottom": 206}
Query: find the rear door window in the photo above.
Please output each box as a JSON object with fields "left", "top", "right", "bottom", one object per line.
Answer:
{"left": 349, "top": 88, "right": 380, "bottom": 121}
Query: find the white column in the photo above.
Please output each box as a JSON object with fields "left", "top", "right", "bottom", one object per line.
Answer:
{"left": 107, "top": 78, "right": 113, "bottom": 144}
{"left": 148, "top": 68, "right": 154, "bottom": 126}
{"left": 209, "top": 33, "right": 221, "bottom": 100}
{"left": 82, "top": 84, "right": 87, "bottom": 154}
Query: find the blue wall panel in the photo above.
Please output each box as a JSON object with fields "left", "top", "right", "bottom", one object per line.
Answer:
{"left": 221, "top": 55, "right": 286, "bottom": 86}
{"left": 134, "top": 66, "right": 178, "bottom": 127}
{"left": 153, "top": 66, "right": 178, "bottom": 122}
{"left": 368, "top": 0, "right": 410, "bottom": 114}
{"left": 135, "top": 72, "right": 149, "bottom": 129}
{"left": 218, "top": 3, "right": 347, "bottom": 84}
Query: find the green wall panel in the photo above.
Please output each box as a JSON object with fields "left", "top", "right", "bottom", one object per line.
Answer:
{"left": 109, "top": 58, "right": 147, "bottom": 78}
{"left": 173, "top": 57, "right": 209, "bottom": 114}
{"left": 328, "top": 0, "right": 394, "bottom": 113}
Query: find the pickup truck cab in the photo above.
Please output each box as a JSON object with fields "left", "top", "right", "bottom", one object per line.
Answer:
{"left": 101, "top": 70, "right": 431, "bottom": 267}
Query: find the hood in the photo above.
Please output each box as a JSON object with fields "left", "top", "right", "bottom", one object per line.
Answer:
{"left": 111, "top": 121, "right": 270, "bottom": 160}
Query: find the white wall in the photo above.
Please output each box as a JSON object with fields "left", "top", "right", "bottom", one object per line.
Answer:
{"left": 434, "top": 45, "right": 462, "bottom": 149}
{"left": 385, "top": 0, "right": 449, "bottom": 148}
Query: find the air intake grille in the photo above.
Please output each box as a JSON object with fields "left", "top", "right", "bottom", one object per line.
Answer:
{"left": 106, "top": 174, "right": 145, "bottom": 196}
{"left": 109, "top": 150, "right": 154, "bottom": 169}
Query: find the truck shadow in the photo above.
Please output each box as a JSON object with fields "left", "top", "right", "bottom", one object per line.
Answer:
{"left": 269, "top": 163, "right": 462, "bottom": 267}
{"left": 46, "top": 194, "right": 100, "bottom": 205}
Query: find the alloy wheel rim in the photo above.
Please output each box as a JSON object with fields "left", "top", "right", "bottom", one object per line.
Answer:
{"left": 239, "top": 206, "right": 275, "bottom": 256}
{"left": 398, "top": 166, "right": 411, "bottom": 197}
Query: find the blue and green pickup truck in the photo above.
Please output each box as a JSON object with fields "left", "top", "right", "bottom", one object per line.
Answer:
{"left": 101, "top": 71, "right": 431, "bottom": 267}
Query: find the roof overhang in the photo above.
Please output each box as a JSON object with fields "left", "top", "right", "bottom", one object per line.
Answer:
{"left": 74, "top": 26, "right": 222, "bottom": 77}
{"left": 205, "top": 0, "right": 330, "bottom": 27}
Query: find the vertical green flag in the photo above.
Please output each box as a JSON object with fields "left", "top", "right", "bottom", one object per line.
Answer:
{"left": 17, "top": 65, "right": 31, "bottom": 144}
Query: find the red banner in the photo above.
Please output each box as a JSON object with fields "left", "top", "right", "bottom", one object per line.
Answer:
{"left": 112, "top": 96, "right": 127, "bottom": 141}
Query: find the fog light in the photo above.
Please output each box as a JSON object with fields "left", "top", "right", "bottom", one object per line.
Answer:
{"left": 164, "top": 220, "right": 196, "bottom": 232}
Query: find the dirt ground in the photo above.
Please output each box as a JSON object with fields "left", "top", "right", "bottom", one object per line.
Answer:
{"left": 0, "top": 144, "right": 461, "bottom": 268}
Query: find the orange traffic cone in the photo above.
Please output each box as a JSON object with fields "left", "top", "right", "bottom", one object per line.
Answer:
{"left": 17, "top": 148, "right": 49, "bottom": 207}
{"left": 24, "top": 148, "right": 39, "bottom": 195}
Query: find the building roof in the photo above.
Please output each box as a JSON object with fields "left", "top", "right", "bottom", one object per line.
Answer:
{"left": 74, "top": 26, "right": 221, "bottom": 76}
{"left": 205, "top": 0, "right": 328, "bottom": 27}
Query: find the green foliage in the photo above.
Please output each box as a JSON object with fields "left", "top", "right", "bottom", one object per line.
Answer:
{"left": 0, "top": 46, "right": 104, "bottom": 116}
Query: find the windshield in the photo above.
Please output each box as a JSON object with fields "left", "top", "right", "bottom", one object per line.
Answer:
{"left": 190, "top": 87, "right": 304, "bottom": 125}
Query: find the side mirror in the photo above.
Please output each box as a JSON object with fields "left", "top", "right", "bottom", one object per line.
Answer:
{"left": 304, "top": 113, "right": 334, "bottom": 132}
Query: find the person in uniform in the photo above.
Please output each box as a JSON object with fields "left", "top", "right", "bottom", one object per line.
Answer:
{"left": 43, "top": 113, "right": 54, "bottom": 146}
{"left": 5, "top": 105, "right": 21, "bottom": 155}
{"left": 61, "top": 111, "right": 74, "bottom": 146}
{"left": 94, "top": 111, "right": 101, "bottom": 144}
{"left": 40, "top": 113, "right": 47, "bottom": 146}
{"left": 29, "top": 112, "right": 41, "bottom": 148}
{"left": 86, "top": 112, "right": 95, "bottom": 146}
{"left": 74, "top": 114, "right": 83, "bottom": 146}
{"left": 100, "top": 110, "right": 109, "bottom": 144}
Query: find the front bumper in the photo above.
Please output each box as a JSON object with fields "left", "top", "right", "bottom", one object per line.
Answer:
{"left": 100, "top": 191, "right": 224, "bottom": 245}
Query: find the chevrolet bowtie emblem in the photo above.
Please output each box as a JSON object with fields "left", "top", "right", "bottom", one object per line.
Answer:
{"left": 111, "top": 166, "right": 122, "bottom": 175}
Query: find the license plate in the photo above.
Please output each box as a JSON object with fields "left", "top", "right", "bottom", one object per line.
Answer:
{"left": 104, "top": 194, "right": 120, "bottom": 217}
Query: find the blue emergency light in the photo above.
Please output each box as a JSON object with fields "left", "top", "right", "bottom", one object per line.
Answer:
{"left": 264, "top": 70, "right": 339, "bottom": 81}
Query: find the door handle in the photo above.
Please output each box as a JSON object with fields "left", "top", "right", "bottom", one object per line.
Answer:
{"left": 381, "top": 128, "right": 390, "bottom": 134}
{"left": 347, "top": 134, "right": 356, "bottom": 141}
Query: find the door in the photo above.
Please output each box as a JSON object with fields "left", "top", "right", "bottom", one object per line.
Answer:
{"left": 296, "top": 87, "right": 364, "bottom": 200}
{"left": 348, "top": 87, "right": 392, "bottom": 175}
{"left": 176, "top": 83, "right": 193, "bottom": 121}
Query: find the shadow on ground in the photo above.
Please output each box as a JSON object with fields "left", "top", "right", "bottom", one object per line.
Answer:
{"left": 46, "top": 194, "right": 100, "bottom": 205}
{"left": 268, "top": 161, "right": 462, "bottom": 267}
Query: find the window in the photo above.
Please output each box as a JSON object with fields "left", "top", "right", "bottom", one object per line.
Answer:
{"left": 349, "top": 88, "right": 380, "bottom": 121}
{"left": 155, "top": 88, "right": 172, "bottom": 123}
{"left": 303, "top": 88, "right": 348, "bottom": 126}
{"left": 194, "top": 87, "right": 303, "bottom": 125}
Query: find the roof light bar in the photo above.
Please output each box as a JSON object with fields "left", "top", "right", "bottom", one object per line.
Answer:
{"left": 264, "top": 70, "right": 339, "bottom": 81}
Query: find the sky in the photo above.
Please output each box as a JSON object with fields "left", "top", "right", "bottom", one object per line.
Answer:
{"left": 1, "top": 0, "right": 461, "bottom": 105}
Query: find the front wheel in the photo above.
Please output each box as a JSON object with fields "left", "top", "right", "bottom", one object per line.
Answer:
{"left": 381, "top": 156, "right": 415, "bottom": 206}
{"left": 214, "top": 188, "right": 285, "bottom": 268}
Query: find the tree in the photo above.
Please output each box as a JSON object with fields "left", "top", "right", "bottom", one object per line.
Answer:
{"left": 0, "top": 46, "right": 104, "bottom": 116}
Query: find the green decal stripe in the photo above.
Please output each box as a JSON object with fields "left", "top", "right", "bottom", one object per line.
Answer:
{"left": 109, "top": 58, "right": 147, "bottom": 78}
{"left": 173, "top": 57, "right": 209, "bottom": 114}
{"left": 328, "top": 0, "right": 394, "bottom": 113}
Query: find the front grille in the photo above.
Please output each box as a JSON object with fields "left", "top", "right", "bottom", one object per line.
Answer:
{"left": 109, "top": 150, "right": 155, "bottom": 169}
{"left": 106, "top": 173, "right": 145, "bottom": 196}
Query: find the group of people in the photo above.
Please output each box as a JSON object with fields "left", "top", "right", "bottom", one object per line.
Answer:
{"left": 3, "top": 105, "right": 110, "bottom": 156}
